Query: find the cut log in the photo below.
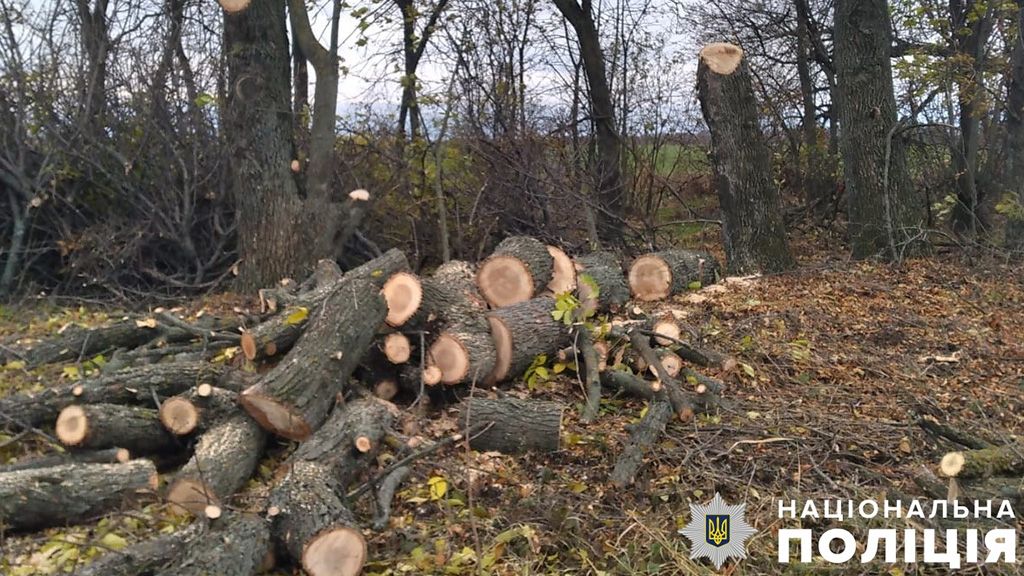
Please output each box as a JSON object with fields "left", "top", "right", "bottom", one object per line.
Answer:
{"left": 577, "top": 328, "right": 603, "bottom": 423}
{"left": 218, "top": 0, "right": 252, "bottom": 14}
{"left": 429, "top": 318, "right": 496, "bottom": 386}
{"left": 697, "top": 42, "right": 794, "bottom": 274}
{"left": 628, "top": 250, "right": 720, "bottom": 301}
{"left": 382, "top": 272, "right": 423, "bottom": 327}
{"left": 407, "top": 260, "right": 487, "bottom": 330}
{"left": 373, "top": 379, "right": 400, "bottom": 401}
{"left": 56, "top": 404, "right": 178, "bottom": 454}
{"left": 0, "top": 447, "right": 130, "bottom": 473}
{"left": 612, "top": 327, "right": 695, "bottom": 421}
{"left": 162, "top": 512, "right": 271, "bottom": 576}
{"left": 268, "top": 398, "right": 391, "bottom": 576}
{"left": 75, "top": 522, "right": 203, "bottom": 576}
{"left": 650, "top": 349, "right": 683, "bottom": 378}
{"left": 476, "top": 236, "right": 554, "bottom": 307}
{"left": 486, "top": 296, "right": 571, "bottom": 382}
{"left": 0, "top": 362, "right": 238, "bottom": 430}
{"left": 610, "top": 397, "right": 674, "bottom": 487}
{"left": 0, "top": 459, "right": 158, "bottom": 531}
{"left": 166, "top": 413, "right": 266, "bottom": 515}
{"left": 939, "top": 444, "right": 1024, "bottom": 479}
{"left": 159, "top": 386, "right": 238, "bottom": 436}
{"left": 241, "top": 249, "right": 408, "bottom": 361}
{"left": 372, "top": 465, "right": 411, "bottom": 530}
{"left": 651, "top": 317, "right": 681, "bottom": 346}
{"left": 600, "top": 370, "right": 657, "bottom": 400}
{"left": 459, "top": 397, "right": 563, "bottom": 454}
{"left": 545, "top": 245, "right": 577, "bottom": 294}
{"left": 239, "top": 279, "right": 386, "bottom": 440}
{"left": 0, "top": 318, "right": 160, "bottom": 368}
{"left": 382, "top": 332, "right": 412, "bottom": 364}
{"left": 575, "top": 251, "right": 630, "bottom": 313}
{"left": 400, "top": 364, "right": 443, "bottom": 388}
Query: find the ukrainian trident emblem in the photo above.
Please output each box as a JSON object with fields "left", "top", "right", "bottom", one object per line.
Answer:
{"left": 706, "top": 514, "right": 730, "bottom": 547}
{"left": 680, "top": 493, "right": 756, "bottom": 569}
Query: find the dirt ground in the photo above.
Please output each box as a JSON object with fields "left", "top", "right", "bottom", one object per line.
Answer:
{"left": 2, "top": 229, "right": 1023, "bottom": 575}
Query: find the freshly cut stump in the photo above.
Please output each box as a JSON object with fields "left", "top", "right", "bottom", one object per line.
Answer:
{"left": 166, "top": 413, "right": 266, "bottom": 515}
{"left": 164, "top": 512, "right": 271, "bottom": 576}
{"left": 56, "top": 404, "right": 177, "bottom": 454}
{"left": 546, "top": 245, "right": 577, "bottom": 294}
{"left": 239, "top": 279, "right": 386, "bottom": 440}
{"left": 486, "top": 296, "right": 571, "bottom": 382}
{"left": 477, "top": 236, "right": 554, "bottom": 307}
{"left": 460, "top": 397, "right": 563, "bottom": 454}
{"left": 576, "top": 251, "right": 630, "bottom": 312}
{"left": 382, "top": 272, "right": 423, "bottom": 327}
{"left": 0, "top": 459, "right": 158, "bottom": 531}
{"left": 628, "top": 250, "right": 720, "bottom": 301}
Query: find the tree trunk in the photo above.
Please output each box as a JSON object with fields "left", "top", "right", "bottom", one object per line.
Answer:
{"left": 1005, "top": 8, "right": 1024, "bottom": 251}
{"left": 551, "top": 0, "right": 625, "bottom": 246}
{"left": 486, "top": 296, "right": 571, "bottom": 382}
{"left": 0, "top": 459, "right": 158, "bottom": 531}
{"left": 459, "top": 397, "right": 563, "bottom": 454}
{"left": 476, "top": 236, "right": 554, "bottom": 308}
{"left": 0, "top": 447, "right": 129, "bottom": 473}
{"left": 1, "top": 318, "right": 161, "bottom": 368}
{"left": 56, "top": 404, "right": 178, "bottom": 454}
{"left": 940, "top": 443, "right": 1024, "bottom": 479}
{"left": 239, "top": 279, "right": 386, "bottom": 440}
{"left": 159, "top": 385, "right": 238, "bottom": 436}
{"left": 696, "top": 43, "right": 794, "bottom": 274}
{"left": 576, "top": 251, "right": 630, "bottom": 313}
{"left": 628, "top": 250, "right": 720, "bottom": 301}
{"left": 834, "top": 0, "right": 923, "bottom": 259}
{"left": 159, "top": 512, "right": 271, "bottom": 576}
{"left": 76, "top": 523, "right": 202, "bottom": 576}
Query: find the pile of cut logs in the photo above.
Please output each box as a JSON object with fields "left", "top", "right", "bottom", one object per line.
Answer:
{"left": 0, "top": 236, "right": 731, "bottom": 576}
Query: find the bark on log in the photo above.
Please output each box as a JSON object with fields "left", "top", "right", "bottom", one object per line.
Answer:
{"left": 429, "top": 316, "right": 496, "bottom": 386}
{"left": 166, "top": 413, "right": 266, "bottom": 515}
{"left": 56, "top": 403, "right": 178, "bottom": 454}
{"left": 600, "top": 370, "right": 657, "bottom": 400}
{"left": 159, "top": 386, "right": 238, "bottom": 436}
{"left": 486, "top": 296, "right": 571, "bottom": 382}
{"left": 239, "top": 279, "right": 386, "bottom": 440}
{"left": 477, "top": 236, "right": 554, "bottom": 307}
{"left": 696, "top": 42, "right": 794, "bottom": 274}
{"left": 0, "top": 447, "right": 130, "bottom": 474}
{"left": 406, "top": 260, "right": 487, "bottom": 330}
{"left": 372, "top": 465, "right": 411, "bottom": 530}
{"left": 0, "top": 318, "right": 160, "bottom": 368}
{"left": 940, "top": 444, "right": 1024, "bottom": 479}
{"left": 268, "top": 399, "right": 390, "bottom": 576}
{"left": 575, "top": 251, "right": 630, "bottom": 313}
{"left": 459, "top": 397, "right": 563, "bottom": 454}
{"left": 75, "top": 522, "right": 202, "bottom": 576}
{"left": 545, "top": 245, "right": 577, "bottom": 294}
{"left": 0, "top": 362, "right": 238, "bottom": 430}
{"left": 577, "top": 328, "right": 603, "bottom": 423}
{"left": 0, "top": 459, "right": 158, "bottom": 531}
{"left": 610, "top": 397, "right": 674, "bottom": 487}
{"left": 159, "top": 513, "right": 270, "bottom": 576}
{"left": 613, "top": 328, "right": 696, "bottom": 421}
{"left": 628, "top": 250, "right": 720, "bottom": 301}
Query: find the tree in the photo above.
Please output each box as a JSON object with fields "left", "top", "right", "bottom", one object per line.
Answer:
{"left": 552, "top": 0, "right": 626, "bottom": 247}
{"left": 1005, "top": 5, "right": 1024, "bottom": 251}
{"left": 834, "top": 0, "right": 923, "bottom": 259}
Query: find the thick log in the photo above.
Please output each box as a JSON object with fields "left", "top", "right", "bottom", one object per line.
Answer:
{"left": 382, "top": 272, "right": 422, "bottom": 327}
{"left": 160, "top": 513, "right": 271, "bottom": 576}
{"left": 56, "top": 404, "right": 178, "bottom": 454}
{"left": 696, "top": 42, "right": 794, "bottom": 274}
{"left": 0, "top": 318, "right": 160, "bottom": 368}
{"left": 268, "top": 399, "right": 391, "bottom": 576}
{"left": 406, "top": 260, "right": 487, "bottom": 330}
{"left": 0, "top": 459, "right": 158, "bottom": 531}
{"left": 0, "top": 362, "right": 237, "bottom": 430}
{"left": 459, "top": 397, "right": 563, "bottom": 454}
{"left": 486, "top": 296, "right": 571, "bottom": 383}
{"left": 545, "top": 245, "right": 577, "bottom": 294}
{"left": 628, "top": 250, "right": 720, "bottom": 301}
{"left": 239, "top": 279, "right": 386, "bottom": 440}
{"left": 0, "top": 447, "right": 130, "bottom": 473}
{"left": 575, "top": 251, "right": 630, "bottom": 313}
{"left": 241, "top": 249, "right": 408, "bottom": 361}
{"left": 940, "top": 444, "right": 1024, "bottom": 479}
{"left": 477, "top": 236, "right": 554, "bottom": 307}
{"left": 75, "top": 522, "right": 202, "bottom": 576}
{"left": 651, "top": 317, "right": 681, "bottom": 346}
{"left": 159, "top": 385, "right": 238, "bottom": 436}
{"left": 166, "top": 413, "right": 266, "bottom": 515}
{"left": 429, "top": 316, "right": 496, "bottom": 386}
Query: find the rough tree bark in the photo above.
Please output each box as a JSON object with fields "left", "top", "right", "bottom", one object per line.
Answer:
{"left": 1005, "top": 7, "right": 1024, "bottom": 251}
{"left": 459, "top": 397, "right": 563, "bottom": 454}
{"left": 834, "top": 0, "right": 923, "bottom": 259}
{"left": 696, "top": 43, "right": 794, "bottom": 274}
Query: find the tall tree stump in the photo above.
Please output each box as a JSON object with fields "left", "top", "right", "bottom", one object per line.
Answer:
{"left": 476, "top": 236, "right": 554, "bottom": 307}
{"left": 239, "top": 279, "right": 386, "bottom": 440}
{"left": 696, "top": 42, "right": 794, "bottom": 274}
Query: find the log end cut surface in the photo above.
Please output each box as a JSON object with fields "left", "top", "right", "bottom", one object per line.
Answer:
{"left": 55, "top": 406, "right": 89, "bottom": 446}
{"left": 167, "top": 477, "right": 217, "bottom": 515}
{"left": 218, "top": 0, "right": 251, "bottom": 13}
{"left": 382, "top": 273, "right": 422, "bottom": 327}
{"left": 303, "top": 527, "right": 367, "bottom": 576}
{"left": 477, "top": 255, "right": 535, "bottom": 307}
{"left": 546, "top": 246, "right": 577, "bottom": 294}
{"left": 383, "top": 333, "right": 412, "bottom": 364}
{"left": 429, "top": 334, "right": 470, "bottom": 385}
{"left": 486, "top": 316, "right": 513, "bottom": 382}
{"left": 940, "top": 451, "right": 965, "bottom": 477}
{"left": 699, "top": 42, "right": 744, "bottom": 75}
{"left": 629, "top": 255, "right": 672, "bottom": 301}
{"left": 239, "top": 392, "right": 311, "bottom": 441}
{"left": 160, "top": 397, "right": 200, "bottom": 435}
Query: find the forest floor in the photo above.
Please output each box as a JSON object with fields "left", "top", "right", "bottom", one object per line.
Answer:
{"left": 1, "top": 228, "right": 1023, "bottom": 575}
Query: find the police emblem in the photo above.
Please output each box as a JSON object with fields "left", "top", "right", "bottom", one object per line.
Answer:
{"left": 680, "top": 493, "right": 756, "bottom": 569}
